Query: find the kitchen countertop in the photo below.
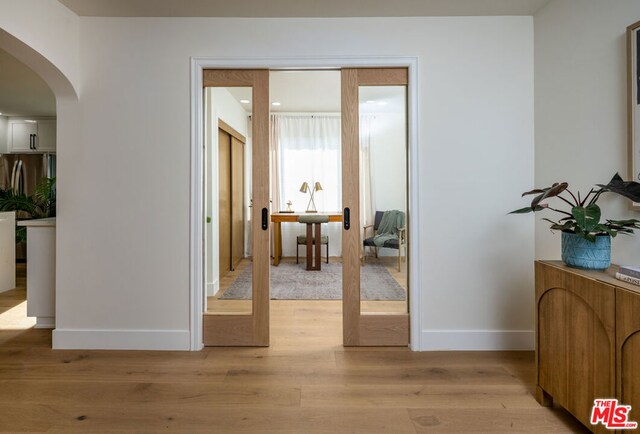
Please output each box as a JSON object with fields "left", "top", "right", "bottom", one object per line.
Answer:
{"left": 17, "top": 218, "right": 56, "bottom": 227}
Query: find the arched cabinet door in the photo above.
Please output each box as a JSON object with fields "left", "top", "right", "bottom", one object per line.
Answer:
{"left": 617, "top": 287, "right": 640, "bottom": 428}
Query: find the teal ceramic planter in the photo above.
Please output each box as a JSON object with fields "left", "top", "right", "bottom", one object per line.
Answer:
{"left": 561, "top": 232, "right": 611, "bottom": 270}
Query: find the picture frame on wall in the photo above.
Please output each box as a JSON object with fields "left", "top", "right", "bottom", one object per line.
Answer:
{"left": 628, "top": 19, "right": 640, "bottom": 209}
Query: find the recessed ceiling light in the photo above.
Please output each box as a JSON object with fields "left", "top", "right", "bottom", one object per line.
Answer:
{"left": 366, "top": 100, "right": 376, "bottom": 104}
{"left": 240, "top": 99, "right": 250, "bottom": 104}
{"left": 0, "top": 112, "right": 3, "bottom": 116}
{"left": 271, "top": 102, "right": 281, "bottom": 106}
{"left": 25, "top": 120, "right": 36, "bottom": 123}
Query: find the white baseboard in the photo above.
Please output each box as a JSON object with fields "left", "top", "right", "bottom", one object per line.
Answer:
{"left": 207, "top": 280, "right": 219, "bottom": 296}
{"left": 52, "top": 329, "right": 191, "bottom": 351}
{"left": 419, "top": 329, "right": 534, "bottom": 351}
{"left": 34, "top": 317, "right": 55, "bottom": 329}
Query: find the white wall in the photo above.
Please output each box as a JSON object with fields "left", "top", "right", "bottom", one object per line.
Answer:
{"left": 370, "top": 114, "right": 406, "bottom": 213}
{"left": 534, "top": 0, "right": 640, "bottom": 265}
{"left": 205, "top": 88, "right": 250, "bottom": 297}
{"left": 0, "top": 14, "right": 534, "bottom": 350}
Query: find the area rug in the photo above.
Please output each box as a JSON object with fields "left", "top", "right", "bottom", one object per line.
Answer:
{"left": 220, "top": 262, "right": 406, "bottom": 301}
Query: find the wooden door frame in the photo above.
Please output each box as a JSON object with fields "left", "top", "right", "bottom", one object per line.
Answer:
{"left": 190, "top": 56, "right": 421, "bottom": 351}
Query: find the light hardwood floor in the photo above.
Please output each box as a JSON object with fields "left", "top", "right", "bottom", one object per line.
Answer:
{"left": 0, "top": 265, "right": 589, "bottom": 433}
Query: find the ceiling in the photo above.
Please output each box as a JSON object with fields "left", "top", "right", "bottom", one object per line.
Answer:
{"left": 269, "top": 71, "right": 340, "bottom": 113}
{"left": 58, "top": 0, "right": 551, "bottom": 17}
{"left": 0, "top": 48, "right": 56, "bottom": 117}
{"left": 225, "top": 70, "right": 405, "bottom": 114}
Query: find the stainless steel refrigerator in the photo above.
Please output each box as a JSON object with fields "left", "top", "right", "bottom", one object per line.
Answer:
{"left": 0, "top": 153, "right": 55, "bottom": 196}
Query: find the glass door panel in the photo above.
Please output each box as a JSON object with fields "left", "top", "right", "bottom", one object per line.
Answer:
{"left": 203, "top": 70, "right": 270, "bottom": 346}
{"left": 206, "top": 86, "right": 253, "bottom": 316}
{"left": 359, "top": 85, "right": 408, "bottom": 316}
{"left": 341, "top": 68, "right": 409, "bottom": 347}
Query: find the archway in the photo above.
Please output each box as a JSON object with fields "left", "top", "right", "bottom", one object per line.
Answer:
{"left": 0, "top": 29, "right": 77, "bottom": 101}
{"left": 0, "top": 26, "right": 78, "bottom": 342}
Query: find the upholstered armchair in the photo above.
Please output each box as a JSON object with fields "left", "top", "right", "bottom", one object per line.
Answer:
{"left": 362, "top": 210, "right": 406, "bottom": 271}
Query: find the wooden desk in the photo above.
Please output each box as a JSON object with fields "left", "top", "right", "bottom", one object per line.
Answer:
{"left": 271, "top": 212, "right": 342, "bottom": 266}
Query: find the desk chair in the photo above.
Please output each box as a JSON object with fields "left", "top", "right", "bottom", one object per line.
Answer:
{"left": 296, "top": 215, "right": 329, "bottom": 270}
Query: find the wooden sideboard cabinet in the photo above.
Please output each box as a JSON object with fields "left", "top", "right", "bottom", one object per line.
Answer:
{"left": 535, "top": 260, "right": 640, "bottom": 433}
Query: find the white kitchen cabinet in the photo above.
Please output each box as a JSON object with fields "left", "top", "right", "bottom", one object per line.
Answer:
{"left": 8, "top": 119, "right": 56, "bottom": 153}
{"left": 10, "top": 122, "right": 37, "bottom": 152}
{"left": 36, "top": 120, "right": 56, "bottom": 152}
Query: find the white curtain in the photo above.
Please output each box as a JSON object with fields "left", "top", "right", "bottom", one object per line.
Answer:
{"left": 273, "top": 115, "right": 342, "bottom": 257}
{"left": 359, "top": 115, "right": 375, "bottom": 232}
{"left": 270, "top": 114, "right": 375, "bottom": 258}
{"left": 269, "top": 115, "right": 281, "bottom": 257}
{"left": 269, "top": 115, "right": 281, "bottom": 213}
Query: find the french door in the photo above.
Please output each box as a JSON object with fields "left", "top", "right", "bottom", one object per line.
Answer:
{"left": 341, "top": 68, "right": 410, "bottom": 346}
{"left": 201, "top": 67, "right": 409, "bottom": 347}
{"left": 203, "top": 70, "right": 270, "bottom": 346}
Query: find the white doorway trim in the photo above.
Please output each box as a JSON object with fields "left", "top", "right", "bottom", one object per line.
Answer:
{"left": 189, "top": 56, "right": 421, "bottom": 351}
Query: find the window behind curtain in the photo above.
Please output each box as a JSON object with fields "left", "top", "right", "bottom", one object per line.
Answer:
{"left": 276, "top": 115, "right": 342, "bottom": 213}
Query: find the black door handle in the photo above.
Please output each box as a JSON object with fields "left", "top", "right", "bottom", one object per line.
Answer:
{"left": 29, "top": 134, "right": 33, "bottom": 149}
{"left": 343, "top": 207, "right": 350, "bottom": 230}
{"left": 261, "top": 208, "right": 268, "bottom": 230}
{"left": 33, "top": 134, "right": 37, "bottom": 149}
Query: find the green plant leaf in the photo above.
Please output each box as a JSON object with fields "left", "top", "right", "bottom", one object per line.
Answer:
{"left": 0, "top": 191, "right": 35, "bottom": 215}
{"left": 31, "top": 177, "right": 56, "bottom": 218}
{"left": 522, "top": 188, "right": 548, "bottom": 197}
{"left": 509, "top": 205, "right": 546, "bottom": 214}
{"left": 597, "top": 173, "right": 640, "bottom": 203}
{"left": 572, "top": 204, "right": 601, "bottom": 233}
{"left": 594, "top": 224, "right": 617, "bottom": 237}
{"left": 607, "top": 219, "right": 640, "bottom": 227}
{"left": 541, "top": 218, "right": 575, "bottom": 232}
{"left": 531, "top": 182, "right": 569, "bottom": 208}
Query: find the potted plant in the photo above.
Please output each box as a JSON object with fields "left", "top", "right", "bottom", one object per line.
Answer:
{"left": 511, "top": 173, "right": 640, "bottom": 270}
{"left": 0, "top": 177, "right": 56, "bottom": 244}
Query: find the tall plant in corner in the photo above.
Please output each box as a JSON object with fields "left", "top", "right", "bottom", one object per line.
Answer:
{"left": 511, "top": 173, "right": 640, "bottom": 270}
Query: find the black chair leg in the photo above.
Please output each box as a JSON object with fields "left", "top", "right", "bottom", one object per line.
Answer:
{"left": 326, "top": 239, "right": 329, "bottom": 264}
{"left": 296, "top": 244, "right": 299, "bottom": 264}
